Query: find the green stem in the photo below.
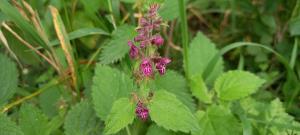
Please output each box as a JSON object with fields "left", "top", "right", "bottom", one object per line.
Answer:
{"left": 1, "top": 77, "right": 65, "bottom": 113}
{"left": 178, "top": 0, "right": 189, "bottom": 78}
{"left": 290, "top": 38, "right": 298, "bottom": 69}
{"left": 107, "top": 0, "right": 117, "bottom": 29}
{"left": 126, "top": 126, "right": 132, "bottom": 135}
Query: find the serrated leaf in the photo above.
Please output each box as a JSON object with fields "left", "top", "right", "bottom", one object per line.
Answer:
{"left": 104, "top": 98, "right": 135, "bottom": 135}
{"left": 187, "top": 32, "right": 224, "bottom": 85}
{"left": 92, "top": 64, "right": 135, "bottom": 120}
{"left": 0, "top": 53, "right": 18, "bottom": 107}
{"left": 149, "top": 90, "right": 200, "bottom": 133}
{"left": 146, "top": 124, "right": 176, "bottom": 135}
{"left": 214, "top": 70, "right": 265, "bottom": 101}
{"left": 0, "top": 115, "right": 24, "bottom": 135}
{"left": 193, "top": 105, "right": 242, "bottom": 135}
{"left": 100, "top": 25, "right": 136, "bottom": 64}
{"left": 241, "top": 98, "right": 300, "bottom": 134}
{"left": 19, "top": 104, "right": 49, "bottom": 135}
{"left": 154, "top": 70, "right": 196, "bottom": 111}
{"left": 190, "top": 75, "right": 212, "bottom": 104}
{"left": 64, "top": 100, "right": 101, "bottom": 135}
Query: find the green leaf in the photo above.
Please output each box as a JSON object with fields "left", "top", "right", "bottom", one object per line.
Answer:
{"left": 194, "top": 105, "right": 242, "bottom": 135}
{"left": 0, "top": 114, "right": 24, "bottom": 135}
{"left": 100, "top": 25, "right": 136, "bottom": 64}
{"left": 214, "top": 70, "right": 265, "bottom": 101}
{"left": 49, "top": 28, "right": 110, "bottom": 46}
{"left": 159, "top": 0, "right": 180, "bottom": 20}
{"left": 154, "top": 70, "right": 196, "bottom": 111}
{"left": 104, "top": 98, "right": 135, "bottom": 135}
{"left": 190, "top": 75, "right": 212, "bottom": 104}
{"left": 64, "top": 100, "right": 101, "bottom": 135}
{"left": 187, "top": 32, "right": 224, "bottom": 85}
{"left": 149, "top": 90, "right": 200, "bottom": 133}
{"left": 39, "top": 85, "right": 61, "bottom": 117}
{"left": 146, "top": 124, "right": 176, "bottom": 135}
{"left": 19, "top": 104, "right": 49, "bottom": 135}
{"left": 289, "top": 17, "right": 300, "bottom": 36}
{"left": 92, "top": 64, "right": 135, "bottom": 120}
{"left": 0, "top": 53, "right": 18, "bottom": 107}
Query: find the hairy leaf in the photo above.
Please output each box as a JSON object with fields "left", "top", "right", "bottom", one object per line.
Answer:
{"left": 214, "top": 70, "right": 265, "bottom": 101}
{"left": 64, "top": 100, "right": 101, "bottom": 135}
{"left": 0, "top": 53, "right": 18, "bottom": 107}
{"left": 100, "top": 25, "right": 136, "bottom": 64}
{"left": 19, "top": 104, "right": 49, "bottom": 135}
{"left": 92, "top": 64, "right": 135, "bottom": 120}
{"left": 187, "top": 32, "right": 224, "bottom": 85}
{"left": 104, "top": 98, "right": 135, "bottom": 135}
{"left": 0, "top": 114, "right": 24, "bottom": 135}
{"left": 154, "top": 70, "right": 196, "bottom": 111}
{"left": 149, "top": 90, "right": 200, "bottom": 133}
{"left": 194, "top": 105, "right": 242, "bottom": 135}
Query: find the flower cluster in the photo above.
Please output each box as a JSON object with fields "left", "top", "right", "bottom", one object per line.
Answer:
{"left": 135, "top": 101, "right": 149, "bottom": 121}
{"left": 128, "top": 4, "right": 171, "bottom": 78}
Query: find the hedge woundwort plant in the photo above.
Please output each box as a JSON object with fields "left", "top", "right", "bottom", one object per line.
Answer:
{"left": 128, "top": 4, "right": 170, "bottom": 121}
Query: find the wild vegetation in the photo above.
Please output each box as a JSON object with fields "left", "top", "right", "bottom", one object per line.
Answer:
{"left": 0, "top": 0, "right": 300, "bottom": 135}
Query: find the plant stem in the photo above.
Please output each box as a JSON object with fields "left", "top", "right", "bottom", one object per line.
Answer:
{"left": 126, "top": 126, "right": 132, "bottom": 135}
{"left": 178, "top": 0, "right": 189, "bottom": 77}
{"left": 290, "top": 38, "right": 298, "bottom": 69}
{"left": 1, "top": 77, "right": 65, "bottom": 113}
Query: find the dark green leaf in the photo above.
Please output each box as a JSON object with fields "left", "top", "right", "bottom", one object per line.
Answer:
{"left": 0, "top": 53, "right": 18, "bottom": 107}
{"left": 92, "top": 64, "right": 135, "bottom": 120}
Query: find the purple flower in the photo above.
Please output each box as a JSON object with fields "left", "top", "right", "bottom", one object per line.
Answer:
{"left": 140, "top": 59, "right": 153, "bottom": 76}
{"left": 155, "top": 58, "right": 171, "bottom": 75}
{"left": 151, "top": 35, "right": 164, "bottom": 46}
{"left": 128, "top": 41, "right": 139, "bottom": 59}
{"left": 139, "top": 17, "right": 149, "bottom": 27}
{"left": 135, "top": 101, "right": 149, "bottom": 121}
{"left": 148, "top": 4, "right": 159, "bottom": 18}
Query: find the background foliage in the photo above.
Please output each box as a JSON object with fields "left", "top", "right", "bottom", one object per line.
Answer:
{"left": 0, "top": 0, "right": 300, "bottom": 135}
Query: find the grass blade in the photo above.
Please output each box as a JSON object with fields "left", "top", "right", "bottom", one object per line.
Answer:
{"left": 50, "top": 6, "right": 79, "bottom": 91}
{"left": 0, "top": 0, "right": 50, "bottom": 50}
{"left": 49, "top": 28, "right": 110, "bottom": 46}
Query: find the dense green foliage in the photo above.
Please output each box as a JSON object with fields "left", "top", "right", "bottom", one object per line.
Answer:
{"left": 0, "top": 0, "right": 300, "bottom": 135}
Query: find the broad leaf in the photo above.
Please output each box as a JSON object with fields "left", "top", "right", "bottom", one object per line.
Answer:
{"left": 104, "top": 98, "right": 135, "bottom": 135}
{"left": 149, "top": 90, "right": 200, "bottom": 133}
{"left": 92, "top": 65, "right": 135, "bottom": 120}
{"left": 190, "top": 75, "right": 212, "bottom": 104}
{"left": 159, "top": 0, "right": 180, "bottom": 20}
{"left": 154, "top": 70, "right": 196, "bottom": 111}
{"left": 100, "top": 25, "right": 136, "bottom": 64}
{"left": 19, "top": 104, "right": 49, "bottom": 135}
{"left": 64, "top": 100, "right": 101, "bottom": 135}
{"left": 187, "top": 32, "right": 224, "bottom": 85}
{"left": 194, "top": 105, "right": 242, "bottom": 135}
{"left": 214, "top": 70, "right": 265, "bottom": 101}
{"left": 0, "top": 114, "right": 24, "bottom": 135}
{"left": 146, "top": 124, "right": 176, "bottom": 135}
{"left": 0, "top": 53, "right": 18, "bottom": 107}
